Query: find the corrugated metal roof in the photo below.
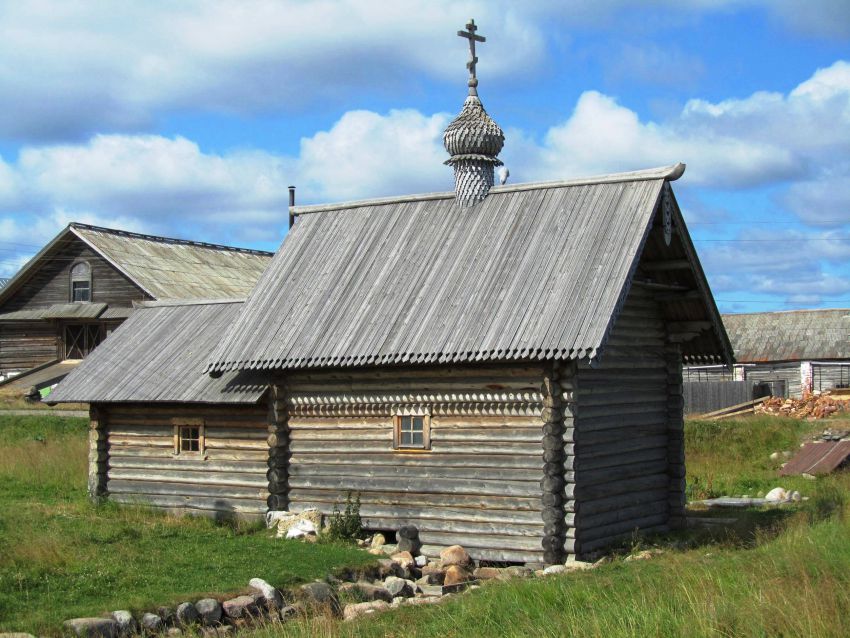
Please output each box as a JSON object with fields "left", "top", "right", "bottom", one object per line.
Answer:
{"left": 208, "top": 164, "right": 726, "bottom": 373}
{"left": 49, "top": 300, "right": 267, "bottom": 404}
{"left": 72, "top": 225, "right": 273, "bottom": 300}
{"left": 723, "top": 309, "right": 850, "bottom": 363}
{"left": 779, "top": 440, "right": 850, "bottom": 476}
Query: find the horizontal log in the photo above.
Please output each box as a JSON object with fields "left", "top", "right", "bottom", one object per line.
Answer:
{"left": 577, "top": 513, "right": 669, "bottom": 543}
{"left": 577, "top": 500, "right": 668, "bottom": 530}
{"left": 110, "top": 493, "right": 267, "bottom": 514}
{"left": 578, "top": 411, "right": 669, "bottom": 432}
{"left": 289, "top": 489, "right": 541, "bottom": 512}
{"left": 360, "top": 515, "right": 542, "bottom": 538}
{"left": 109, "top": 468, "right": 268, "bottom": 488}
{"left": 576, "top": 523, "right": 670, "bottom": 555}
{"left": 579, "top": 424, "right": 668, "bottom": 446}
{"left": 288, "top": 475, "right": 539, "bottom": 498}
{"left": 418, "top": 544, "right": 542, "bottom": 564}
{"left": 416, "top": 530, "right": 543, "bottom": 552}
{"left": 108, "top": 457, "right": 268, "bottom": 474}
{"left": 569, "top": 488, "right": 669, "bottom": 516}
{"left": 108, "top": 479, "right": 268, "bottom": 500}
{"left": 574, "top": 459, "right": 670, "bottom": 487}
{"left": 109, "top": 447, "right": 267, "bottom": 462}
{"left": 287, "top": 390, "right": 543, "bottom": 405}
{"left": 290, "top": 452, "right": 543, "bottom": 470}
{"left": 291, "top": 501, "right": 543, "bottom": 525}
{"left": 576, "top": 435, "right": 668, "bottom": 459}
{"left": 289, "top": 463, "right": 542, "bottom": 482}
{"left": 289, "top": 441, "right": 543, "bottom": 455}
{"left": 573, "top": 473, "right": 669, "bottom": 501}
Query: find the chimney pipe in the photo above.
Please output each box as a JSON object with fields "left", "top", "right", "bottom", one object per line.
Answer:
{"left": 288, "top": 186, "right": 295, "bottom": 229}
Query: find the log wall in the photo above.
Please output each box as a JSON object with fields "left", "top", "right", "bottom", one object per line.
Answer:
{"left": 571, "top": 285, "right": 674, "bottom": 556}
{"left": 99, "top": 403, "right": 269, "bottom": 519}
{"left": 280, "top": 364, "right": 548, "bottom": 564}
{"left": 0, "top": 322, "right": 58, "bottom": 373}
{"left": 0, "top": 238, "right": 147, "bottom": 312}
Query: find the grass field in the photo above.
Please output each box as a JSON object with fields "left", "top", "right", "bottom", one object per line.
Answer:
{"left": 0, "top": 414, "right": 373, "bottom": 635}
{"left": 254, "top": 414, "right": 850, "bottom": 638}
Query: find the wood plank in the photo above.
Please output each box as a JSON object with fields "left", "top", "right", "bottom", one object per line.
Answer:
{"left": 289, "top": 489, "right": 542, "bottom": 512}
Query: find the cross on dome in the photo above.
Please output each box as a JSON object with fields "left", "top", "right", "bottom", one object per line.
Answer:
{"left": 457, "top": 18, "right": 485, "bottom": 96}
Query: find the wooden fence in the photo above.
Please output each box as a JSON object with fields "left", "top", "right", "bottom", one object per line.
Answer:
{"left": 684, "top": 381, "right": 753, "bottom": 415}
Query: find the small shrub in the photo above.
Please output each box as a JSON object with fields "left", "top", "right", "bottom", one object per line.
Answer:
{"left": 686, "top": 474, "right": 719, "bottom": 501}
{"left": 325, "top": 492, "right": 363, "bottom": 542}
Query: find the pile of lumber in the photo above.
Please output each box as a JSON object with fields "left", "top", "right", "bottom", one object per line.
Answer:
{"left": 700, "top": 396, "right": 769, "bottom": 420}
{"left": 756, "top": 391, "right": 849, "bottom": 420}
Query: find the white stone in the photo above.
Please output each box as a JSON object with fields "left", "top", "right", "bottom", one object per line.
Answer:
{"left": 765, "top": 487, "right": 788, "bottom": 503}
{"left": 769, "top": 452, "right": 780, "bottom": 460}
{"left": 415, "top": 555, "right": 428, "bottom": 567}
{"left": 285, "top": 519, "right": 316, "bottom": 539}
{"left": 790, "top": 490, "right": 802, "bottom": 502}
{"left": 249, "top": 577, "right": 284, "bottom": 609}
{"left": 542, "top": 565, "right": 566, "bottom": 575}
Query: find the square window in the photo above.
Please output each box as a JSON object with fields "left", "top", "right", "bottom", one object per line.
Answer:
{"left": 72, "top": 281, "right": 91, "bottom": 302}
{"left": 174, "top": 423, "right": 204, "bottom": 455}
{"left": 394, "top": 414, "right": 430, "bottom": 450}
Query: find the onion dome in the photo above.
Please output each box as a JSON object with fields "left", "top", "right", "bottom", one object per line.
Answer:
{"left": 443, "top": 95, "right": 505, "bottom": 166}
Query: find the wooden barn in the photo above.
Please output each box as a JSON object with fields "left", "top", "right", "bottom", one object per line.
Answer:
{"left": 48, "top": 300, "right": 271, "bottom": 519}
{"left": 0, "top": 223, "right": 272, "bottom": 382}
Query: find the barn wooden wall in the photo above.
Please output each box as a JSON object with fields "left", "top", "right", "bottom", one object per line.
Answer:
{"left": 0, "top": 322, "right": 57, "bottom": 372}
{"left": 99, "top": 403, "right": 269, "bottom": 519}
{"left": 571, "top": 285, "right": 675, "bottom": 556}
{"left": 0, "top": 238, "right": 147, "bottom": 312}
{"left": 280, "top": 364, "right": 548, "bottom": 564}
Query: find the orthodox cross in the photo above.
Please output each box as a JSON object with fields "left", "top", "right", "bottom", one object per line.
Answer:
{"left": 457, "top": 19, "right": 485, "bottom": 96}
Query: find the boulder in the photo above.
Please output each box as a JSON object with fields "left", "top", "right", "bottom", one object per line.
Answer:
{"left": 338, "top": 582, "right": 393, "bottom": 603}
{"left": 299, "top": 581, "right": 340, "bottom": 615}
{"left": 111, "top": 611, "right": 138, "bottom": 637}
{"left": 443, "top": 565, "right": 473, "bottom": 588}
{"left": 376, "top": 558, "right": 401, "bottom": 579}
{"left": 472, "top": 567, "right": 504, "bottom": 580}
{"left": 175, "top": 603, "right": 199, "bottom": 626}
{"left": 222, "top": 595, "right": 258, "bottom": 619}
{"left": 166, "top": 629, "right": 183, "bottom": 637}
{"left": 504, "top": 566, "right": 534, "bottom": 579}
{"left": 383, "top": 576, "right": 414, "bottom": 598}
{"left": 370, "top": 533, "right": 386, "bottom": 549}
{"left": 157, "top": 607, "right": 176, "bottom": 625}
{"left": 765, "top": 487, "right": 789, "bottom": 502}
{"left": 140, "top": 613, "right": 163, "bottom": 634}
{"left": 63, "top": 618, "right": 119, "bottom": 638}
{"left": 342, "top": 600, "right": 390, "bottom": 621}
{"left": 390, "top": 551, "right": 415, "bottom": 570}
{"left": 195, "top": 599, "right": 223, "bottom": 625}
{"left": 380, "top": 544, "right": 398, "bottom": 555}
{"left": 248, "top": 577, "right": 285, "bottom": 609}
{"left": 542, "top": 564, "right": 567, "bottom": 576}
{"left": 439, "top": 545, "right": 472, "bottom": 569}
{"left": 415, "top": 555, "right": 428, "bottom": 567}
{"left": 417, "top": 584, "right": 444, "bottom": 597}
{"left": 565, "top": 558, "right": 595, "bottom": 572}
{"left": 397, "top": 526, "right": 422, "bottom": 555}
{"left": 419, "top": 564, "right": 446, "bottom": 584}
{"left": 279, "top": 604, "right": 301, "bottom": 621}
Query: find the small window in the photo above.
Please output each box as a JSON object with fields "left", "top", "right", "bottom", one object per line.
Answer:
{"left": 393, "top": 414, "right": 431, "bottom": 451}
{"left": 173, "top": 421, "right": 205, "bottom": 456}
{"left": 70, "top": 262, "right": 91, "bottom": 303}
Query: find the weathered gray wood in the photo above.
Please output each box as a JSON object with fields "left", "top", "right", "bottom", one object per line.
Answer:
{"left": 289, "top": 475, "right": 539, "bottom": 497}
{"left": 108, "top": 479, "right": 268, "bottom": 500}
{"left": 418, "top": 544, "right": 542, "bottom": 564}
{"left": 288, "top": 488, "right": 542, "bottom": 512}
{"left": 88, "top": 406, "right": 108, "bottom": 501}
{"left": 289, "top": 463, "right": 542, "bottom": 482}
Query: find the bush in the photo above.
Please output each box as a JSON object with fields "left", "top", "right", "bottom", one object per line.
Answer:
{"left": 325, "top": 491, "right": 363, "bottom": 542}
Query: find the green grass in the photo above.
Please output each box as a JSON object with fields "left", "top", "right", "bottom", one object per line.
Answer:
{"left": 248, "top": 414, "right": 850, "bottom": 638}
{"left": 0, "top": 414, "right": 373, "bottom": 635}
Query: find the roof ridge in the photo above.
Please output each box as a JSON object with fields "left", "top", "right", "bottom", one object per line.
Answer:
{"left": 69, "top": 222, "right": 274, "bottom": 256}
{"left": 135, "top": 298, "right": 246, "bottom": 309}
{"left": 291, "top": 163, "right": 685, "bottom": 216}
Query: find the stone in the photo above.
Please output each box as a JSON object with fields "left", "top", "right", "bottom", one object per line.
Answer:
{"left": 0, "top": 634, "right": 36, "bottom": 638}
{"left": 504, "top": 566, "right": 534, "bottom": 579}
{"left": 391, "top": 597, "right": 405, "bottom": 607}
{"left": 472, "top": 567, "right": 504, "bottom": 580}
{"left": 370, "top": 533, "right": 386, "bottom": 549}
{"left": 439, "top": 545, "right": 472, "bottom": 569}
{"left": 417, "top": 584, "right": 444, "bottom": 597}
{"left": 140, "top": 613, "right": 163, "bottom": 634}
{"left": 397, "top": 526, "right": 422, "bottom": 555}
{"left": 790, "top": 490, "right": 803, "bottom": 502}
{"left": 248, "top": 577, "right": 285, "bottom": 609}
{"left": 221, "top": 596, "right": 258, "bottom": 619}
{"left": 63, "top": 618, "right": 119, "bottom": 638}
{"left": 111, "top": 611, "right": 138, "bottom": 636}
{"left": 391, "top": 551, "right": 415, "bottom": 569}
{"left": 157, "top": 607, "right": 175, "bottom": 624}
{"left": 406, "top": 596, "right": 442, "bottom": 606}
{"left": 443, "top": 565, "right": 473, "bottom": 589}
{"left": 195, "top": 599, "right": 223, "bottom": 625}
{"left": 769, "top": 451, "right": 780, "bottom": 460}
{"left": 542, "top": 564, "right": 567, "bottom": 575}
{"left": 381, "top": 544, "right": 398, "bottom": 555}
{"left": 279, "top": 604, "right": 302, "bottom": 621}
{"left": 624, "top": 550, "right": 660, "bottom": 562}
{"left": 338, "top": 582, "right": 393, "bottom": 603}
{"left": 299, "top": 581, "right": 340, "bottom": 614}
{"left": 367, "top": 548, "right": 386, "bottom": 556}
{"left": 286, "top": 519, "right": 317, "bottom": 539}
{"left": 201, "top": 627, "right": 233, "bottom": 638}
{"left": 419, "top": 564, "right": 446, "bottom": 584}
{"left": 175, "top": 603, "right": 199, "bottom": 627}
{"left": 383, "top": 576, "right": 414, "bottom": 598}
{"left": 765, "top": 487, "right": 789, "bottom": 502}
{"left": 415, "top": 555, "right": 428, "bottom": 567}
{"left": 342, "top": 600, "right": 390, "bottom": 621}
{"left": 564, "top": 558, "right": 595, "bottom": 572}
{"left": 166, "top": 629, "right": 183, "bottom": 637}
{"left": 376, "top": 558, "right": 401, "bottom": 578}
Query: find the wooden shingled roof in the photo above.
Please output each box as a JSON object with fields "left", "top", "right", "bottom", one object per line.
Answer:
{"left": 0, "top": 223, "right": 274, "bottom": 308}
{"left": 48, "top": 300, "right": 267, "bottom": 404}
{"left": 207, "top": 164, "right": 732, "bottom": 373}
{"left": 723, "top": 309, "right": 850, "bottom": 363}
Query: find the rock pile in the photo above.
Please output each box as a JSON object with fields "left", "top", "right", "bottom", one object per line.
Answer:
{"left": 757, "top": 391, "right": 849, "bottom": 419}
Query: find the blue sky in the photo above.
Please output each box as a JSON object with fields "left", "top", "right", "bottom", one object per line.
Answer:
{"left": 0, "top": 0, "right": 849, "bottom": 313}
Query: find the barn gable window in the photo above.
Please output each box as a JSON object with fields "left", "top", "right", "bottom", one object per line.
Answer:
{"left": 173, "top": 420, "right": 205, "bottom": 456}
{"left": 393, "top": 413, "right": 431, "bottom": 451}
{"left": 70, "top": 261, "right": 91, "bottom": 302}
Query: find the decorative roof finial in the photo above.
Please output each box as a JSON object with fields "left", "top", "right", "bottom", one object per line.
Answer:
{"left": 444, "top": 19, "right": 504, "bottom": 206}
{"left": 457, "top": 18, "right": 485, "bottom": 96}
